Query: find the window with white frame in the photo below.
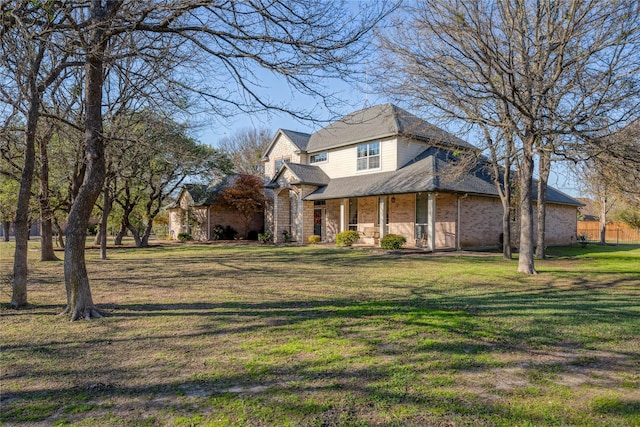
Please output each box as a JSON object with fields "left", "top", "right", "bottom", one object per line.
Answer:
{"left": 356, "top": 141, "right": 380, "bottom": 171}
{"left": 309, "top": 152, "right": 327, "bottom": 163}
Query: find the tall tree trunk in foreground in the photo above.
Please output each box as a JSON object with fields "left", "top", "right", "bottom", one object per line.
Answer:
{"left": 62, "top": 0, "right": 115, "bottom": 320}
{"left": 3, "top": 221, "right": 9, "bottom": 242}
{"left": 517, "top": 145, "right": 537, "bottom": 274}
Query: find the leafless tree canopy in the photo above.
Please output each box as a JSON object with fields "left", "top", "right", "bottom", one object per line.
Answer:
{"left": 377, "top": 0, "right": 640, "bottom": 273}
{"left": 1, "top": 0, "right": 394, "bottom": 317}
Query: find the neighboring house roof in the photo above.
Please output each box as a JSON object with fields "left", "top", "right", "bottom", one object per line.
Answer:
{"left": 306, "top": 103, "right": 477, "bottom": 153}
{"left": 266, "top": 161, "right": 330, "bottom": 188}
{"left": 167, "top": 175, "right": 243, "bottom": 208}
{"left": 262, "top": 128, "right": 312, "bottom": 160}
{"left": 576, "top": 198, "right": 599, "bottom": 220}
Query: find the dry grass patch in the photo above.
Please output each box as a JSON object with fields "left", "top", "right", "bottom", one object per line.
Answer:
{"left": 1, "top": 242, "right": 639, "bottom": 426}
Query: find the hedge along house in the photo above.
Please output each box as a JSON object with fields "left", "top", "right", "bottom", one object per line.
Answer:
{"left": 167, "top": 175, "right": 264, "bottom": 241}
{"left": 262, "top": 104, "right": 582, "bottom": 248}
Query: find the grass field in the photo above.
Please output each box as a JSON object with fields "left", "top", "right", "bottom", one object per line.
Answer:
{"left": 1, "top": 241, "right": 639, "bottom": 426}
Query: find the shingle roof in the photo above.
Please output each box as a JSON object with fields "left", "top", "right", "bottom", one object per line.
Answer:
{"left": 303, "top": 148, "right": 582, "bottom": 206}
{"left": 304, "top": 148, "right": 494, "bottom": 200}
{"left": 261, "top": 129, "right": 312, "bottom": 161}
{"left": 280, "top": 129, "right": 311, "bottom": 152}
{"left": 167, "top": 175, "right": 244, "bottom": 208}
{"left": 306, "top": 104, "right": 476, "bottom": 153}
{"left": 266, "top": 162, "right": 330, "bottom": 188}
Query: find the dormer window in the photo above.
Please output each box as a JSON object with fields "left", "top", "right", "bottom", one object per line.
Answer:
{"left": 357, "top": 141, "right": 380, "bottom": 171}
{"left": 309, "top": 152, "right": 327, "bottom": 164}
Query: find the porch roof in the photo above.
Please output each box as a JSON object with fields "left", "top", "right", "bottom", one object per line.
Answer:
{"left": 304, "top": 148, "right": 497, "bottom": 200}
{"left": 266, "top": 161, "right": 330, "bottom": 188}
{"left": 303, "top": 148, "right": 583, "bottom": 206}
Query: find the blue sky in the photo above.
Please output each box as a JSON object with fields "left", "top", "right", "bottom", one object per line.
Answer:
{"left": 194, "top": 77, "right": 581, "bottom": 198}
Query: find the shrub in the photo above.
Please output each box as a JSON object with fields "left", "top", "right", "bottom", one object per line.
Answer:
{"left": 212, "top": 225, "right": 238, "bottom": 240}
{"left": 177, "top": 232, "right": 192, "bottom": 242}
{"left": 258, "top": 232, "right": 272, "bottom": 244}
{"left": 380, "top": 233, "right": 406, "bottom": 250}
{"left": 335, "top": 230, "right": 360, "bottom": 247}
{"left": 308, "top": 235, "right": 321, "bottom": 244}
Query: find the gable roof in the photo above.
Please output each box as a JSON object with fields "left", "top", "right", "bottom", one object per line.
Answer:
{"left": 262, "top": 128, "right": 311, "bottom": 160}
{"left": 306, "top": 103, "right": 477, "bottom": 153}
{"left": 167, "top": 175, "right": 248, "bottom": 208}
{"left": 266, "top": 161, "right": 330, "bottom": 188}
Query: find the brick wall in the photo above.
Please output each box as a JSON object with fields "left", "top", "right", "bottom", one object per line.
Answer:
{"left": 536, "top": 203, "right": 577, "bottom": 245}
{"left": 210, "top": 205, "right": 264, "bottom": 239}
{"left": 459, "top": 195, "right": 503, "bottom": 248}
{"left": 435, "top": 193, "right": 457, "bottom": 249}
{"left": 388, "top": 194, "right": 415, "bottom": 239}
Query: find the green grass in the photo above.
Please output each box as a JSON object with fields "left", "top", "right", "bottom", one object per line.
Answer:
{"left": 1, "top": 241, "right": 639, "bottom": 426}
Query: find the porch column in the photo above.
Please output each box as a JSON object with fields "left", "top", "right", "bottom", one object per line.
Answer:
{"left": 273, "top": 190, "right": 280, "bottom": 243}
{"left": 340, "top": 199, "right": 347, "bottom": 232}
{"left": 379, "top": 196, "right": 387, "bottom": 240}
{"left": 427, "top": 193, "right": 436, "bottom": 251}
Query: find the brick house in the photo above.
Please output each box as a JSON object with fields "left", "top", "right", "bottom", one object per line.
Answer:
{"left": 262, "top": 103, "right": 581, "bottom": 248}
{"left": 168, "top": 175, "right": 264, "bottom": 241}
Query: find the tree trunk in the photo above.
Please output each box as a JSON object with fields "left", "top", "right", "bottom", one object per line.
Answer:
{"left": 517, "top": 151, "right": 537, "bottom": 274}
{"left": 53, "top": 216, "right": 65, "bottom": 248}
{"left": 3, "top": 221, "right": 9, "bottom": 242}
{"left": 535, "top": 151, "right": 551, "bottom": 259}
{"left": 100, "top": 186, "right": 112, "bottom": 259}
{"left": 11, "top": 68, "right": 43, "bottom": 307}
{"left": 38, "top": 129, "right": 59, "bottom": 261}
{"left": 599, "top": 196, "right": 607, "bottom": 245}
{"left": 501, "top": 197, "right": 512, "bottom": 260}
{"left": 141, "top": 221, "right": 153, "bottom": 247}
{"left": 62, "top": 0, "right": 114, "bottom": 320}
{"left": 126, "top": 223, "right": 142, "bottom": 247}
{"left": 114, "top": 220, "right": 126, "bottom": 245}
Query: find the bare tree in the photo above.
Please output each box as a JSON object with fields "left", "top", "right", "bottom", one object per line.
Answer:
{"left": 1, "top": 2, "right": 73, "bottom": 307}
{"left": 576, "top": 121, "right": 640, "bottom": 244}
{"left": 377, "top": 0, "right": 640, "bottom": 273}
{"left": 217, "top": 127, "right": 272, "bottom": 176}
{"left": 54, "top": 0, "right": 391, "bottom": 319}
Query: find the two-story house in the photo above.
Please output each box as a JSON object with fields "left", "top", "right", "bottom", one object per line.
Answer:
{"left": 262, "top": 103, "right": 581, "bottom": 248}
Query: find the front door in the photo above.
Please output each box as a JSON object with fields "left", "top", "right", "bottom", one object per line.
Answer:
{"left": 314, "top": 208, "right": 322, "bottom": 238}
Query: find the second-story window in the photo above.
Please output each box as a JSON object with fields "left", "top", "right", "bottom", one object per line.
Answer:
{"left": 275, "top": 157, "right": 290, "bottom": 171}
{"left": 309, "top": 152, "right": 327, "bottom": 163}
{"left": 356, "top": 141, "right": 380, "bottom": 171}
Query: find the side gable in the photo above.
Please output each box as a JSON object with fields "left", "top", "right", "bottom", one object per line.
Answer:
{"left": 261, "top": 128, "right": 311, "bottom": 160}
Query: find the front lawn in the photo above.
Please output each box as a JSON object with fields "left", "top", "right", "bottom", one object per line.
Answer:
{"left": 1, "top": 242, "right": 639, "bottom": 426}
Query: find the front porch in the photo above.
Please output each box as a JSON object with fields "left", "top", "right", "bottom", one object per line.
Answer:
{"left": 274, "top": 191, "right": 466, "bottom": 249}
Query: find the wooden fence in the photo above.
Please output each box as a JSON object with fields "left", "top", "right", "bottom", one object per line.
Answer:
{"left": 577, "top": 221, "right": 640, "bottom": 244}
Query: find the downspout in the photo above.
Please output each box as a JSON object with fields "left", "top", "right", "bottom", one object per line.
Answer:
{"left": 207, "top": 206, "right": 211, "bottom": 241}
